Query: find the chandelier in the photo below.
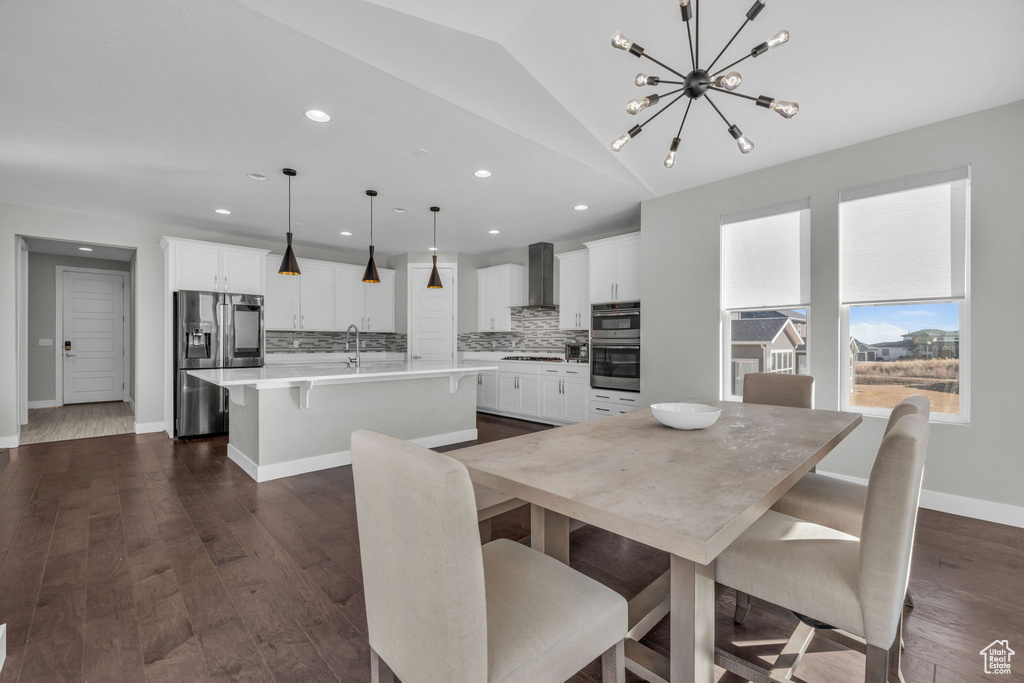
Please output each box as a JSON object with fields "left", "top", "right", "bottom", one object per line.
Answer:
{"left": 610, "top": 0, "right": 798, "bottom": 167}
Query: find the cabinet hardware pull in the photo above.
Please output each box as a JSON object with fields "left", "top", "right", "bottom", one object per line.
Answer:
{"left": 214, "top": 275, "right": 218, "bottom": 291}
{"left": 596, "top": 407, "right": 609, "bottom": 412}
{"left": 547, "top": 369, "right": 557, "bottom": 373}
{"left": 225, "top": 276, "right": 229, "bottom": 292}
{"left": 620, "top": 398, "right": 635, "bottom": 402}
{"left": 596, "top": 394, "right": 610, "bottom": 399}
{"left": 610, "top": 283, "right": 614, "bottom": 300}
{"left": 301, "top": 315, "right": 305, "bottom": 329}
{"left": 293, "top": 314, "right": 297, "bottom": 329}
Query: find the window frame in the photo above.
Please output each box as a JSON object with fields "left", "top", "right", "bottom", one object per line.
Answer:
{"left": 721, "top": 305, "right": 811, "bottom": 402}
{"left": 839, "top": 298, "right": 970, "bottom": 424}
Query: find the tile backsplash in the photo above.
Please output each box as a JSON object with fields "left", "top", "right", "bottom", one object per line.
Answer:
{"left": 459, "top": 309, "right": 588, "bottom": 353}
{"left": 267, "top": 309, "right": 587, "bottom": 355}
{"left": 267, "top": 330, "right": 407, "bottom": 354}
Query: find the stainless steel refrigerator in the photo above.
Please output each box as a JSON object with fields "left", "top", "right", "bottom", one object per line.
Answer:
{"left": 174, "top": 290, "right": 264, "bottom": 437}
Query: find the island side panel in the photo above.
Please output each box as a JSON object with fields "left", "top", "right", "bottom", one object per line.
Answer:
{"left": 226, "top": 385, "right": 261, "bottom": 476}
{"left": 248, "top": 375, "right": 477, "bottom": 480}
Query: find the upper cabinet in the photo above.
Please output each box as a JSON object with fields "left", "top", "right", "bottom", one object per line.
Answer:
{"left": 162, "top": 237, "right": 267, "bottom": 295}
{"left": 585, "top": 233, "right": 641, "bottom": 304}
{"left": 266, "top": 257, "right": 395, "bottom": 332}
{"left": 478, "top": 264, "right": 525, "bottom": 332}
{"left": 556, "top": 249, "right": 589, "bottom": 330}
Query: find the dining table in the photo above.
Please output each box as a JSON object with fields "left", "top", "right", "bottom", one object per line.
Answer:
{"left": 449, "top": 399, "right": 862, "bottom": 683}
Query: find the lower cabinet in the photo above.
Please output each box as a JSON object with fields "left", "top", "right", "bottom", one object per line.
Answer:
{"left": 480, "top": 364, "right": 588, "bottom": 425}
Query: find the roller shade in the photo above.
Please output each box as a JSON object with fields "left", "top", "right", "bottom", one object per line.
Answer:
{"left": 840, "top": 165, "right": 969, "bottom": 305}
{"left": 722, "top": 198, "right": 810, "bottom": 310}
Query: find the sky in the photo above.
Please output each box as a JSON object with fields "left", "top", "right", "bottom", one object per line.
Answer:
{"left": 850, "top": 302, "right": 959, "bottom": 344}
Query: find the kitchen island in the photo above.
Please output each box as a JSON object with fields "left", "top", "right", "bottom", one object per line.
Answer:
{"left": 189, "top": 359, "right": 496, "bottom": 482}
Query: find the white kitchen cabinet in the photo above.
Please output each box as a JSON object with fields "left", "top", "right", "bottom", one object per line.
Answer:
{"left": 476, "top": 370, "right": 498, "bottom": 410}
{"left": 297, "top": 260, "right": 335, "bottom": 330}
{"left": 477, "top": 264, "right": 525, "bottom": 332}
{"left": 585, "top": 233, "right": 641, "bottom": 304}
{"left": 556, "top": 250, "right": 589, "bottom": 330}
{"left": 498, "top": 372, "right": 519, "bottom": 412}
{"left": 497, "top": 370, "right": 540, "bottom": 416}
{"left": 162, "top": 237, "right": 267, "bottom": 295}
{"left": 518, "top": 373, "right": 540, "bottom": 415}
{"left": 563, "top": 376, "right": 588, "bottom": 422}
{"left": 265, "top": 262, "right": 301, "bottom": 329}
{"left": 332, "top": 265, "right": 364, "bottom": 331}
{"left": 363, "top": 269, "right": 395, "bottom": 332}
{"left": 540, "top": 372, "right": 587, "bottom": 422}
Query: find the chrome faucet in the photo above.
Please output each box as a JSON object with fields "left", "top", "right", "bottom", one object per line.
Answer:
{"left": 346, "top": 324, "right": 361, "bottom": 368}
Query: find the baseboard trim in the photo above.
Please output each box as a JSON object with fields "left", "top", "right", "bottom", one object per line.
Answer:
{"left": 0, "top": 435, "right": 18, "bottom": 449}
{"left": 27, "top": 400, "right": 57, "bottom": 409}
{"left": 818, "top": 470, "right": 1024, "bottom": 529}
{"left": 134, "top": 421, "right": 167, "bottom": 435}
{"left": 228, "top": 428, "right": 478, "bottom": 483}
{"left": 126, "top": 395, "right": 136, "bottom": 414}
{"left": 0, "top": 622, "right": 7, "bottom": 673}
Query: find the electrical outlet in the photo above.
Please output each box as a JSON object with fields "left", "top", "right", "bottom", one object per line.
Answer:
{"left": 293, "top": 339, "right": 300, "bottom": 348}
{"left": 361, "top": 340, "right": 366, "bottom": 349}
{"left": 39, "top": 339, "right": 53, "bottom": 346}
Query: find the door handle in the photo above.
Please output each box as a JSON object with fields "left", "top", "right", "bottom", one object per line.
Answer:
{"left": 64, "top": 352, "right": 77, "bottom": 358}
{"left": 412, "top": 354, "right": 422, "bottom": 359}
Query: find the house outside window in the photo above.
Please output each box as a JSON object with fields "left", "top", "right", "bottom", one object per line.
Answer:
{"left": 839, "top": 166, "right": 970, "bottom": 423}
{"left": 721, "top": 198, "right": 811, "bottom": 401}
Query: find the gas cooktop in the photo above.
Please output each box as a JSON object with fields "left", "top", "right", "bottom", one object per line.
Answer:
{"left": 501, "top": 356, "right": 564, "bottom": 362}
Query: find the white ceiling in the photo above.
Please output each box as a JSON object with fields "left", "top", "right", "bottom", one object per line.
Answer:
{"left": 2, "top": 0, "right": 1022, "bottom": 257}
{"left": 23, "top": 237, "right": 136, "bottom": 262}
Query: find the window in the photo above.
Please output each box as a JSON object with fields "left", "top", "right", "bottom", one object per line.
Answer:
{"left": 721, "top": 198, "right": 811, "bottom": 400}
{"left": 840, "top": 166, "right": 970, "bottom": 422}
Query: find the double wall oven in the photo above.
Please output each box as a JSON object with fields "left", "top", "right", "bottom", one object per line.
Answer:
{"left": 590, "top": 301, "right": 640, "bottom": 392}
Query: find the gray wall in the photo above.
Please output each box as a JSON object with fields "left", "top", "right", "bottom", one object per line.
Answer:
{"left": 27, "top": 252, "right": 131, "bottom": 403}
{"left": 642, "top": 99, "right": 1024, "bottom": 509}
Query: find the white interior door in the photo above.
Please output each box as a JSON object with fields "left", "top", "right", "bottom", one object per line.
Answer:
{"left": 409, "top": 266, "right": 454, "bottom": 362}
{"left": 62, "top": 271, "right": 124, "bottom": 404}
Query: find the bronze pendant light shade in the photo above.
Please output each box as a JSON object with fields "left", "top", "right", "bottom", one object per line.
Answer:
{"left": 427, "top": 206, "right": 443, "bottom": 289}
{"left": 362, "top": 190, "right": 380, "bottom": 283}
{"left": 278, "top": 169, "right": 301, "bottom": 275}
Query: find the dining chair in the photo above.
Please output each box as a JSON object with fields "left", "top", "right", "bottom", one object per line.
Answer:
{"left": 742, "top": 372, "right": 815, "bottom": 409}
{"left": 351, "top": 429, "right": 627, "bottom": 683}
{"left": 714, "top": 413, "right": 930, "bottom": 683}
{"left": 730, "top": 395, "right": 932, "bottom": 623}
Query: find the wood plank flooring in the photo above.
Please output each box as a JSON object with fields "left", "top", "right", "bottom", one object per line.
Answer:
{"left": 20, "top": 402, "right": 134, "bottom": 445}
{"left": 0, "top": 414, "right": 1020, "bottom": 682}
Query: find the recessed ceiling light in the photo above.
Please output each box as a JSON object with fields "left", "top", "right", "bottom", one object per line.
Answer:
{"left": 305, "top": 109, "right": 331, "bottom": 123}
{"left": 428, "top": 247, "right": 439, "bottom": 251}
{"left": 78, "top": 247, "right": 93, "bottom": 251}
{"left": 340, "top": 231, "right": 353, "bottom": 236}
{"left": 489, "top": 229, "right": 501, "bottom": 235}
{"left": 215, "top": 209, "right": 231, "bottom": 215}
{"left": 574, "top": 204, "right": 589, "bottom": 211}
{"left": 392, "top": 208, "right": 406, "bottom": 214}
{"left": 246, "top": 173, "right": 267, "bottom": 181}
{"left": 474, "top": 170, "right": 492, "bottom": 178}
{"left": 412, "top": 148, "right": 429, "bottom": 156}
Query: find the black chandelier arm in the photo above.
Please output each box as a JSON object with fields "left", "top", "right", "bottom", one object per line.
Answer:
{"left": 686, "top": 20, "right": 696, "bottom": 72}
{"left": 695, "top": 0, "right": 700, "bottom": 67}
{"left": 640, "top": 53, "right": 689, "bottom": 81}
{"left": 653, "top": 79, "right": 688, "bottom": 86}
{"left": 637, "top": 92, "right": 689, "bottom": 130}
{"left": 704, "top": 94, "right": 734, "bottom": 128}
{"left": 710, "top": 52, "right": 752, "bottom": 78}
{"left": 707, "top": 86, "right": 759, "bottom": 103}
{"left": 707, "top": 0, "right": 766, "bottom": 73}
{"left": 675, "top": 98, "right": 694, "bottom": 139}
{"left": 653, "top": 86, "right": 687, "bottom": 101}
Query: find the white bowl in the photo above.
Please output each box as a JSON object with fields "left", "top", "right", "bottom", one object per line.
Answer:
{"left": 650, "top": 403, "right": 722, "bottom": 430}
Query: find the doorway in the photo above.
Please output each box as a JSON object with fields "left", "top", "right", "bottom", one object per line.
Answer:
{"left": 19, "top": 237, "right": 137, "bottom": 445}
{"left": 408, "top": 263, "right": 457, "bottom": 362}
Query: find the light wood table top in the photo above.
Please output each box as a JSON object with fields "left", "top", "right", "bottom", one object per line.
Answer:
{"left": 452, "top": 400, "right": 862, "bottom": 565}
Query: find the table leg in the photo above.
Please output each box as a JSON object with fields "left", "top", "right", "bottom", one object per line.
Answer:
{"left": 530, "top": 504, "right": 570, "bottom": 564}
{"left": 669, "top": 554, "right": 715, "bottom": 683}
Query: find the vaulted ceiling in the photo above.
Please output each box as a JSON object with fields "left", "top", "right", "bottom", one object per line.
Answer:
{"left": 2, "top": 0, "right": 1021, "bottom": 256}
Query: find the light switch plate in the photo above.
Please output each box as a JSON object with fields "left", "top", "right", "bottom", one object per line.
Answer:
{"left": 293, "top": 340, "right": 300, "bottom": 348}
{"left": 39, "top": 339, "right": 53, "bottom": 346}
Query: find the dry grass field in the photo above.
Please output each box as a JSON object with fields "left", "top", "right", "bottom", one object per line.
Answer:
{"left": 851, "top": 358, "right": 960, "bottom": 414}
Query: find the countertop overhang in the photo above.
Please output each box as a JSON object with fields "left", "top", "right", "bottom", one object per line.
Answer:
{"left": 188, "top": 361, "right": 497, "bottom": 409}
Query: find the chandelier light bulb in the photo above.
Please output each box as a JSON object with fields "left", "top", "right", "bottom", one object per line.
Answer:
{"left": 610, "top": 125, "right": 643, "bottom": 152}
{"left": 626, "top": 93, "right": 659, "bottom": 115}
{"left": 611, "top": 32, "right": 633, "bottom": 51}
{"left": 770, "top": 99, "right": 800, "bottom": 118}
{"left": 767, "top": 29, "right": 790, "bottom": 48}
{"left": 664, "top": 137, "right": 681, "bottom": 168}
{"left": 711, "top": 71, "right": 743, "bottom": 91}
{"left": 729, "top": 125, "right": 754, "bottom": 154}
{"left": 635, "top": 73, "right": 660, "bottom": 87}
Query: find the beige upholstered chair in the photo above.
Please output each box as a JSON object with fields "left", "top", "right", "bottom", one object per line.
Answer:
{"left": 742, "top": 372, "right": 815, "bottom": 409}
{"left": 351, "top": 430, "right": 627, "bottom": 683}
{"left": 715, "top": 414, "right": 930, "bottom": 683}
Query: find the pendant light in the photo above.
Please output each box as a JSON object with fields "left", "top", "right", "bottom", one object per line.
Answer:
{"left": 427, "top": 206, "right": 443, "bottom": 289}
{"left": 278, "top": 168, "right": 301, "bottom": 275}
{"left": 362, "top": 190, "right": 380, "bottom": 283}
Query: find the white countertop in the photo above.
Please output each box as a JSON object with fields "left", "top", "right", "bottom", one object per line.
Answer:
{"left": 189, "top": 360, "right": 496, "bottom": 388}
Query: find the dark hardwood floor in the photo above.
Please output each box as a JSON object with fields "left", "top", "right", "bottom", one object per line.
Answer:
{"left": 0, "top": 415, "right": 1020, "bottom": 682}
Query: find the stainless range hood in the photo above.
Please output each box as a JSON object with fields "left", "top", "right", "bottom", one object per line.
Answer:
{"left": 513, "top": 242, "right": 556, "bottom": 311}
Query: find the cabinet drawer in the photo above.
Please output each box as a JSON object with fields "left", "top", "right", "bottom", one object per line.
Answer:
{"left": 589, "top": 389, "right": 641, "bottom": 406}
{"left": 538, "top": 364, "right": 588, "bottom": 378}
{"left": 589, "top": 404, "right": 642, "bottom": 418}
